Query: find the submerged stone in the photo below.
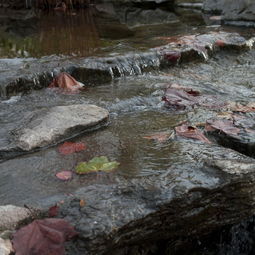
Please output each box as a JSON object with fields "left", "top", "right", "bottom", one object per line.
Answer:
{"left": 14, "top": 104, "right": 109, "bottom": 151}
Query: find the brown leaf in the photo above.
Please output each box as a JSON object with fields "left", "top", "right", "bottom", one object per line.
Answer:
{"left": 49, "top": 72, "right": 84, "bottom": 92}
{"left": 206, "top": 119, "right": 240, "bottom": 136}
{"left": 163, "top": 88, "right": 225, "bottom": 110}
{"left": 175, "top": 124, "right": 211, "bottom": 144}
{"left": 58, "top": 142, "right": 86, "bottom": 155}
{"left": 48, "top": 205, "right": 59, "bottom": 217}
{"left": 143, "top": 131, "right": 173, "bottom": 143}
{"left": 12, "top": 218, "right": 78, "bottom": 255}
{"left": 79, "top": 200, "right": 86, "bottom": 208}
{"left": 56, "top": 171, "right": 73, "bottom": 181}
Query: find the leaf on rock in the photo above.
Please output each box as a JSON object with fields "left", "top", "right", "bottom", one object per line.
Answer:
{"left": 58, "top": 142, "right": 86, "bottom": 155}
{"left": 164, "top": 51, "right": 181, "bottom": 64}
{"left": 143, "top": 131, "right": 173, "bottom": 143}
{"left": 175, "top": 124, "right": 211, "bottom": 144}
{"left": 205, "top": 119, "right": 240, "bottom": 136}
{"left": 49, "top": 72, "right": 84, "bottom": 92}
{"left": 56, "top": 171, "right": 73, "bottom": 181}
{"left": 163, "top": 88, "right": 225, "bottom": 110}
{"left": 75, "top": 156, "right": 119, "bottom": 174}
{"left": 12, "top": 218, "right": 78, "bottom": 255}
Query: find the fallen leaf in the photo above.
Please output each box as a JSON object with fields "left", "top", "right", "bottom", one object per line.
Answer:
{"left": 49, "top": 72, "right": 84, "bottom": 92}
{"left": 206, "top": 119, "right": 240, "bottom": 136}
{"left": 12, "top": 218, "right": 78, "bottom": 255}
{"left": 215, "top": 40, "right": 225, "bottom": 47}
{"left": 58, "top": 142, "right": 86, "bottom": 155}
{"left": 56, "top": 171, "right": 73, "bottom": 181}
{"left": 143, "top": 131, "right": 173, "bottom": 143}
{"left": 163, "top": 88, "right": 226, "bottom": 110}
{"left": 175, "top": 124, "right": 211, "bottom": 144}
{"left": 48, "top": 205, "right": 59, "bottom": 217}
{"left": 164, "top": 51, "right": 181, "bottom": 64}
{"left": 76, "top": 156, "right": 119, "bottom": 174}
{"left": 79, "top": 200, "right": 86, "bottom": 208}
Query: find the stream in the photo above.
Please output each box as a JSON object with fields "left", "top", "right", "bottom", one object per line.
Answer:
{"left": 0, "top": 3, "right": 255, "bottom": 255}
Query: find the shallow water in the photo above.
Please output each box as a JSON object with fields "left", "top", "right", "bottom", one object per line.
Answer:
{"left": 0, "top": 5, "right": 255, "bottom": 254}
{"left": 0, "top": 49, "right": 254, "bottom": 207}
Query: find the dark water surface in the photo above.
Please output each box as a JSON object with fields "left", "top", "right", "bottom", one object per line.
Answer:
{"left": 0, "top": 4, "right": 253, "bottom": 58}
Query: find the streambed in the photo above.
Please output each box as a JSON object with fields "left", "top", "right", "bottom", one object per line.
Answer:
{"left": 1, "top": 4, "right": 255, "bottom": 255}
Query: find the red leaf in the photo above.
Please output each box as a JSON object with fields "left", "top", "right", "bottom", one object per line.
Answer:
{"left": 56, "top": 171, "right": 73, "bottom": 181}
{"left": 49, "top": 72, "right": 83, "bottom": 92}
{"left": 163, "top": 88, "right": 226, "bottom": 110}
{"left": 175, "top": 124, "right": 211, "bottom": 144}
{"left": 206, "top": 119, "right": 240, "bottom": 136}
{"left": 58, "top": 142, "right": 86, "bottom": 155}
{"left": 48, "top": 205, "right": 59, "bottom": 217}
{"left": 164, "top": 51, "right": 181, "bottom": 64}
{"left": 215, "top": 40, "right": 225, "bottom": 47}
{"left": 12, "top": 218, "right": 78, "bottom": 255}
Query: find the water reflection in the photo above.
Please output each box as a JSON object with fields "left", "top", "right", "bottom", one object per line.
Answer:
{"left": 0, "top": 8, "right": 100, "bottom": 58}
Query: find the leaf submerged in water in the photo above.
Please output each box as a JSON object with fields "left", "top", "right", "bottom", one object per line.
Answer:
{"left": 75, "top": 156, "right": 119, "bottom": 174}
{"left": 58, "top": 142, "right": 86, "bottom": 155}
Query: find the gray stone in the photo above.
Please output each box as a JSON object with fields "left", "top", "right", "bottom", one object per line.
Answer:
{"left": 0, "top": 238, "right": 13, "bottom": 255}
{"left": 203, "top": 0, "right": 255, "bottom": 23}
{"left": 203, "top": 0, "right": 224, "bottom": 13}
{"left": 0, "top": 205, "right": 31, "bottom": 231}
{"left": 14, "top": 104, "right": 109, "bottom": 151}
{"left": 222, "top": 0, "right": 255, "bottom": 22}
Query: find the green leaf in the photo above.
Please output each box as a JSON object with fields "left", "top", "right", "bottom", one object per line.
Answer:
{"left": 75, "top": 156, "right": 120, "bottom": 174}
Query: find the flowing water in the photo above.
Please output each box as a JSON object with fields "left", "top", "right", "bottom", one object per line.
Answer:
{"left": 0, "top": 4, "right": 255, "bottom": 254}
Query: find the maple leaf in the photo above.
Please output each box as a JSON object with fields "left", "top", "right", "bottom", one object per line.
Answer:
{"left": 49, "top": 72, "right": 84, "bottom": 92}
{"left": 76, "top": 156, "right": 119, "bottom": 174}
{"left": 58, "top": 142, "right": 86, "bottom": 155}
{"left": 175, "top": 124, "right": 211, "bottom": 144}
{"left": 56, "top": 171, "right": 73, "bottom": 181}
{"left": 163, "top": 88, "right": 226, "bottom": 110}
{"left": 206, "top": 119, "right": 240, "bottom": 136}
{"left": 12, "top": 218, "right": 78, "bottom": 255}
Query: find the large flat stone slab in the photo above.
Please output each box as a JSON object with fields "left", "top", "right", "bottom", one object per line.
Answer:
{"left": 0, "top": 104, "right": 109, "bottom": 158}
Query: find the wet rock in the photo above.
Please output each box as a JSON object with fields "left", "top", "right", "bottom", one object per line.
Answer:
{"left": 203, "top": 0, "right": 255, "bottom": 26}
{"left": 203, "top": 0, "right": 224, "bottom": 14}
{"left": 58, "top": 142, "right": 255, "bottom": 254}
{"left": 206, "top": 113, "right": 255, "bottom": 158}
{"left": 0, "top": 32, "right": 253, "bottom": 98}
{"left": 222, "top": 0, "right": 255, "bottom": 22}
{"left": 115, "top": 7, "right": 179, "bottom": 27}
{"left": 0, "top": 238, "right": 13, "bottom": 255}
{"left": 0, "top": 205, "right": 32, "bottom": 231}
{"left": 13, "top": 104, "right": 109, "bottom": 151}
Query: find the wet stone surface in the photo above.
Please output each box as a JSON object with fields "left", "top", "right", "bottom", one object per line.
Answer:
{"left": 0, "top": 7, "right": 255, "bottom": 253}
